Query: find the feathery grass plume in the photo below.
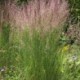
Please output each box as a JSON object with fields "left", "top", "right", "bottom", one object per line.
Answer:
{"left": 5, "top": 0, "right": 69, "bottom": 31}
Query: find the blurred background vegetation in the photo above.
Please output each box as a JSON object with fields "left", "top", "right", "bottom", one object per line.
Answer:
{"left": 68, "top": 0, "right": 80, "bottom": 24}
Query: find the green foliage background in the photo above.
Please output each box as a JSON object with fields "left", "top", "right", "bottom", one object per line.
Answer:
{"left": 68, "top": 0, "right": 80, "bottom": 23}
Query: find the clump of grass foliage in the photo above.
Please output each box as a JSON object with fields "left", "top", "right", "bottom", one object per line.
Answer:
{"left": 1, "top": 23, "right": 80, "bottom": 80}
{"left": 0, "top": 23, "right": 63, "bottom": 80}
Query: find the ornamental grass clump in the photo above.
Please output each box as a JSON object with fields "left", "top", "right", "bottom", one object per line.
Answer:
{"left": 0, "top": 0, "right": 70, "bottom": 80}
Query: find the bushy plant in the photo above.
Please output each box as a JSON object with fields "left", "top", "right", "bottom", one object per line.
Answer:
{"left": 61, "top": 44, "right": 80, "bottom": 80}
